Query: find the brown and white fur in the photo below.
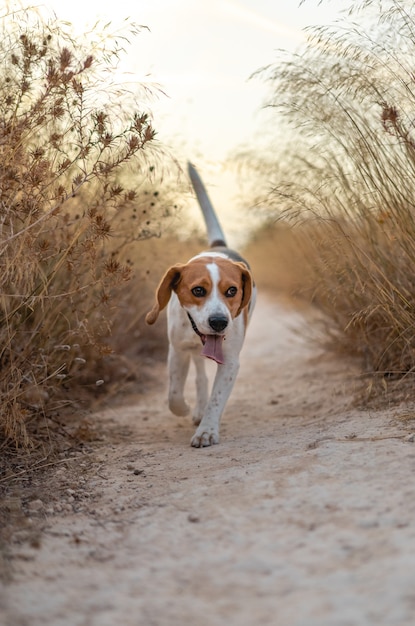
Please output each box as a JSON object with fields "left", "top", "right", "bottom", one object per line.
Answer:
{"left": 146, "top": 162, "right": 256, "bottom": 447}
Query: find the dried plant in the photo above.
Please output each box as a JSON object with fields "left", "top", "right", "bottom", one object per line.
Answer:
{"left": 0, "top": 8, "right": 179, "bottom": 447}
{"left": 250, "top": 0, "right": 415, "bottom": 380}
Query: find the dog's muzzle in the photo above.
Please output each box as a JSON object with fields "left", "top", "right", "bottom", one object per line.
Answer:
{"left": 187, "top": 313, "right": 225, "bottom": 364}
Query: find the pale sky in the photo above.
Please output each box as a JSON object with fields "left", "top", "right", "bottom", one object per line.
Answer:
{"left": 14, "top": 0, "right": 350, "bottom": 244}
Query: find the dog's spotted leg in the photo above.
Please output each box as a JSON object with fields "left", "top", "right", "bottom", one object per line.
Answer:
{"left": 191, "top": 359, "right": 240, "bottom": 447}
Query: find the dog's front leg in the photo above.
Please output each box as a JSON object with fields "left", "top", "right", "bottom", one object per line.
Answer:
{"left": 191, "top": 359, "right": 240, "bottom": 447}
{"left": 168, "top": 345, "right": 191, "bottom": 416}
{"left": 192, "top": 355, "right": 209, "bottom": 425}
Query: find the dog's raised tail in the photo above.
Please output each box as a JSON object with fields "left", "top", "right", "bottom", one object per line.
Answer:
{"left": 188, "top": 162, "right": 227, "bottom": 248}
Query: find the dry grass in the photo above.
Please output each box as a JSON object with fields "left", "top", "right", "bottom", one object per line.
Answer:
{"left": 0, "top": 9, "right": 185, "bottom": 448}
{"left": 243, "top": 0, "right": 415, "bottom": 382}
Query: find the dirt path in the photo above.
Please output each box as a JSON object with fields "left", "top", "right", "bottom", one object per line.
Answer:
{"left": 2, "top": 294, "right": 415, "bottom": 626}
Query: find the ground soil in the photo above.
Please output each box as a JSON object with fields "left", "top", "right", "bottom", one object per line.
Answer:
{"left": 2, "top": 294, "right": 415, "bottom": 626}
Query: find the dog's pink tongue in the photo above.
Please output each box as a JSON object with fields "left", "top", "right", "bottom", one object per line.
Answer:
{"left": 201, "top": 335, "right": 225, "bottom": 364}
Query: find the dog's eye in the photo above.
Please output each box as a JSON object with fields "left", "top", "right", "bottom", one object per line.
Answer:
{"left": 192, "top": 286, "right": 207, "bottom": 298}
{"left": 225, "top": 286, "right": 238, "bottom": 298}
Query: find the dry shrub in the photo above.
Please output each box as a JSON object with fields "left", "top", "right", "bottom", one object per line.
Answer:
{"left": 0, "top": 9, "right": 181, "bottom": 447}
{"left": 244, "top": 0, "right": 415, "bottom": 381}
{"left": 256, "top": 218, "right": 415, "bottom": 375}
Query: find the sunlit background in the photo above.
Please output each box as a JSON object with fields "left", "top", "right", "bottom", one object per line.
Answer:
{"left": 24, "top": 0, "right": 350, "bottom": 244}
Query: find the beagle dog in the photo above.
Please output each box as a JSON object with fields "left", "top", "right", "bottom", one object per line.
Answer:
{"left": 146, "top": 163, "right": 256, "bottom": 447}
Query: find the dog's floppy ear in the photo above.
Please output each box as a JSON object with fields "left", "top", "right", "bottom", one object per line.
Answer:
{"left": 145, "top": 264, "right": 184, "bottom": 325}
{"left": 235, "top": 263, "right": 253, "bottom": 316}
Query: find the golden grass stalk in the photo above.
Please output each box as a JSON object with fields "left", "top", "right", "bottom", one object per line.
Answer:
{"left": 248, "top": 0, "right": 415, "bottom": 380}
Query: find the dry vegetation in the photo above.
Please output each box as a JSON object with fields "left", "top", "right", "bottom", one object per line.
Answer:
{"left": 4, "top": 0, "right": 415, "bottom": 454}
{"left": 245, "top": 0, "right": 415, "bottom": 382}
{"left": 0, "top": 8, "right": 189, "bottom": 449}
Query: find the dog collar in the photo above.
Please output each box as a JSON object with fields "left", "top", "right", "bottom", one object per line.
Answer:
{"left": 187, "top": 313, "right": 206, "bottom": 344}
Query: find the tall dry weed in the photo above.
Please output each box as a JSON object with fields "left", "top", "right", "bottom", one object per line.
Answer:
{"left": 247, "top": 0, "right": 415, "bottom": 380}
{"left": 0, "top": 9, "right": 179, "bottom": 447}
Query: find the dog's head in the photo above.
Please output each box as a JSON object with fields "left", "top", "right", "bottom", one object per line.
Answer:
{"left": 145, "top": 255, "right": 253, "bottom": 332}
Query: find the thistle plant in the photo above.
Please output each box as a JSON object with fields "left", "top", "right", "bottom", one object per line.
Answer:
{"left": 0, "top": 9, "right": 175, "bottom": 446}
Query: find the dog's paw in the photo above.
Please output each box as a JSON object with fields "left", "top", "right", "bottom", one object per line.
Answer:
{"left": 191, "top": 428, "right": 219, "bottom": 448}
{"left": 169, "top": 396, "right": 190, "bottom": 417}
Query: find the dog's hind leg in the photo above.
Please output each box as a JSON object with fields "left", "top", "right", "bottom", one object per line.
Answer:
{"left": 168, "top": 346, "right": 191, "bottom": 416}
{"left": 192, "top": 354, "right": 209, "bottom": 425}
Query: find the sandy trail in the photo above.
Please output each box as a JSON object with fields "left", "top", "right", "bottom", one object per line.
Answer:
{"left": 2, "top": 294, "right": 415, "bottom": 626}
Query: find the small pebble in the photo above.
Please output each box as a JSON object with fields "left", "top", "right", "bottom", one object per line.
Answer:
{"left": 27, "top": 499, "right": 44, "bottom": 512}
{"left": 358, "top": 519, "right": 379, "bottom": 529}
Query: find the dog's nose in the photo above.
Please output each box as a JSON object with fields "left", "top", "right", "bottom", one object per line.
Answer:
{"left": 208, "top": 316, "right": 228, "bottom": 333}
